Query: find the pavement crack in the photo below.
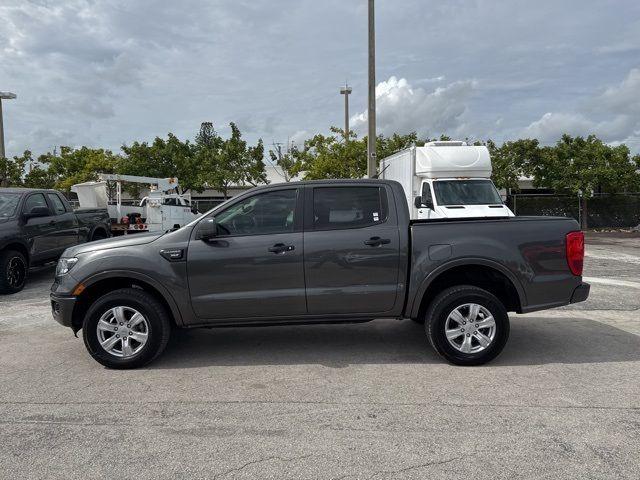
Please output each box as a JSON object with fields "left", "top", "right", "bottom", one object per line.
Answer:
{"left": 367, "top": 456, "right": 462, "bottom": 479}
{"left": 212, "top": 454, "right": 311, "bottom": 479}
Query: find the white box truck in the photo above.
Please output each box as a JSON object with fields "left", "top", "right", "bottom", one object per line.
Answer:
{"left": 380, "top": 141, "right": 514, "bottom": 219}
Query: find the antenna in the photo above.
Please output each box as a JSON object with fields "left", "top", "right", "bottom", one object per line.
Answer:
{"left": 373, "top": 162, "right": 390, "bottom": 179}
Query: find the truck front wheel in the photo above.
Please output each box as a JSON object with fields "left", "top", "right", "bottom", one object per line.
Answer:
{"left": 425, "top": 286, "right": 509, "bottom": 366}
{"left": 82, "top": 288, "right": 171, "bottom": 369}
{"left": 0, "top": 250, "right": 28, "bottom": 294}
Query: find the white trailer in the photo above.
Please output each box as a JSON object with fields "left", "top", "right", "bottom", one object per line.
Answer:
{"left": 380, "top": 141, "right": 514, "bottom": 219}
{"left": 72, "top": 175, "right": 201, "bottom": 234}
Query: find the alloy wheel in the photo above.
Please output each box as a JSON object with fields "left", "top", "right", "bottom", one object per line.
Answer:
{"left": 96, "top": 306, "right": 150, "bottom": 358}
{"left": 7, "top": 256, "right": 26, "bottom": 289}
{"left": 444, "top": 303, "right": 496, "bottom": 354}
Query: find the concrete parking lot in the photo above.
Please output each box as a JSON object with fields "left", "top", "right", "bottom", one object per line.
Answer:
{"left": 1, "top": 233, "right": 639, "bottom": 479}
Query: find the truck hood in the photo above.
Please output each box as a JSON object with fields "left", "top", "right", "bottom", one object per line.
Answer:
{"left": 64, "top": 232, "right": 164, "bottom": 257}
{"left": 438, "top": 204, "right": 513, "bottom": 218}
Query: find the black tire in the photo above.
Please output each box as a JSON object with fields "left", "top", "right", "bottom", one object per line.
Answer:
{"left": 424, "top": 285, "right": 509, "bottom": 366}
{"left": 0, "top": 250, "right": 28, "bottom": 294}
{"left": 82, "top": 288, "right": 171, "bottom": 369}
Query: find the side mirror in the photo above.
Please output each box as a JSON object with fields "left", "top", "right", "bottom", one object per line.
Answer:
{"left": 414, "top": 196, "right": 434, "bottom": 210}
{"left": 24, "top": 206, "right": 51, "bottom": 220}
{"left": 196, "top": 217, "right": 217, "bottom": 241}
{"left": 423, "top": 196, "right": 434, "bottom": 210}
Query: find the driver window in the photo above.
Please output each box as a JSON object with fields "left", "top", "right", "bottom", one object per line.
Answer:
{"left": 215, "top": 189, "right": 297, "bottom": 236}
{"left": 23, "top": 193, "right": 48, "bottom": 214}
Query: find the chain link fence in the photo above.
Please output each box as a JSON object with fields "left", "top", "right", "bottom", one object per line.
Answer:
{"left": 507, "top": 193, "right": 640, "bottom": 228}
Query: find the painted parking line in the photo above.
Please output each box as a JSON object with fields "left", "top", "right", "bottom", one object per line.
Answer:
{"left": 583, "top": 277, "right": 640, "bottom": 289}
{"left": 585, "top": 251, "right": 640, "bottom": 264}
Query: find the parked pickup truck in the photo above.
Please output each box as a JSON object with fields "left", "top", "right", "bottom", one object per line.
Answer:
{"left": 0, "top": 188, "right": 110, "bottom": 294}
{"left": 51, "top": 179, "right": 589, "bottom": 368}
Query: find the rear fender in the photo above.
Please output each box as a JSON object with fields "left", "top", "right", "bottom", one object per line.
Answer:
{"left": 407, "top": 257, "right": 527, "bottom": 318}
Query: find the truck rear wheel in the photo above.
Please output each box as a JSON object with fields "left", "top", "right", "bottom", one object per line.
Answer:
{"left": 0, "top": 250, "right": 28, "bottom": 294}
{"left": 82, "top": 288, "right": 171, "bottom": 369}
{"left": 425, "top": 285, "right": 509, "bottom": 366}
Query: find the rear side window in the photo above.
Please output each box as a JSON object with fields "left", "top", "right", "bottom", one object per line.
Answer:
{"left": 313, "top": 187, "right": 388, "bottom": 230}
{"left": 47, "top": 193, "right": 67, "bottom": 214}
{"left": 23, "top": 193, "right": 48, "bottom": 214}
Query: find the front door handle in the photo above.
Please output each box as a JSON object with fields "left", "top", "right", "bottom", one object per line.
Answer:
{"left": 268, "top": 243, "right": 295, "bottom": 254}
{"left": 364, "top": 236, "right": 391, "bottom": 247}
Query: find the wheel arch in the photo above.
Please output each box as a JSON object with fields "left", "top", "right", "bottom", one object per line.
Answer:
{"left": 1, "top": 242, "right": 30, "bottom": 265}
{"left": 89, "top": 225, "right": 109, "bottom": 241}
{"left": 71, "top": 271, "right": 183, "bottom": 332}
{"left": 410, "top": 258, "right": 526, "bottom": 320}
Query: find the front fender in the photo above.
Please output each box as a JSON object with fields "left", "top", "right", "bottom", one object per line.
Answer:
{"left": 80, "top": 269, "right": 185, "bottom": 326}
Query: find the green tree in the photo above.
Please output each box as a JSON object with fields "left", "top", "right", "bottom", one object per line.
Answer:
{"left": 38, "top": 146, "right": 121, "bottom": 192}
{"left": 488, "top": 139, "right": 541, "bottom": 191}
{"left": 23, "top": 165, "right": 55, "bottom": 189}
{"left": 198, "top": 122, "right": 268, "bottom": 199}
{"left": 120, "top": 133, "right": 200, "bottom": 194}
{"left": 377, "top": 132, "right": 420, "bottom": 159}
{"left": 527, "top": 134, "right": 640, "bottom": 227}
{"left": 291, "top": 130, "right": 431, "bottom": 180}
{"left": 293, "top": 127, "right": 368, "bottom": 179}
{"left": 268, "top": 143, "right": 303, "bottom": 182}
{"left": 0, "top": 152, "right": 28, "bottom": 187}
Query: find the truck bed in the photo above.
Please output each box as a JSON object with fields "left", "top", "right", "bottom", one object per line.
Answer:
{"left": 406, "top": 215, "right": 582, "bottom": 316}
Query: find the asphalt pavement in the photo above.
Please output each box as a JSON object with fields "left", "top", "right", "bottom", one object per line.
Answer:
{"left": 0, "top": 233, "right": 639, "bottom": 479}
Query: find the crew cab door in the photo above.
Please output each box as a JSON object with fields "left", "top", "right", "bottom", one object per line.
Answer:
{"left": 303, "top": 185, "right": 401, "bottom": 315}
{"left": 46, "top": 192, "right": 79, "bottom": 251}
{"left": 21, "top": 193, "right": 58, "bottom": 262}
{"left": 187, "top": 187, "right": 306, "bottom": 320}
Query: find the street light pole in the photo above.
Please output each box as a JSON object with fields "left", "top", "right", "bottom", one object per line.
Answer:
{"left": 340, "top": 83, "right": 352, "bottom": 143}
{"left": 0, "top": 91, "right": 17, "bottom": 160}
{"left": 367, "top": 0, "right": 376, "bottom": 178}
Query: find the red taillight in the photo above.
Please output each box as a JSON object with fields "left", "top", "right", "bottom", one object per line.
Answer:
{"left": 566, "top": 231, "right": 584, "bottom": 276}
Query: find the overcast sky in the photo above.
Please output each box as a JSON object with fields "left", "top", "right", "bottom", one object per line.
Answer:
{"left": 1, "top": 0, "right": 640, "bottom": 158}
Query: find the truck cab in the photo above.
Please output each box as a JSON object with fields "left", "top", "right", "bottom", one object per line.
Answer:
{"left": 381, "top": 141, "right": 514, "bottom": 220}
{"left": 415, "top": 177, "right": 513, "bottom": 219}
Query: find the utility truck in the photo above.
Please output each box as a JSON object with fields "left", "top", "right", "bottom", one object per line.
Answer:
{"left": 72, "top": 175, "right": 200, "bottom": 235}
{"left": 380, "top": 141, "right": 514, "bottom": 220}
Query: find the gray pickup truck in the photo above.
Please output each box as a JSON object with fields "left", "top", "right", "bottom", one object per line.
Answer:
{"left": 0, "top": 188, "right": 110, "bottom": 294}
{"left": 51, "top": 179, "right": 589, "bottom": 368}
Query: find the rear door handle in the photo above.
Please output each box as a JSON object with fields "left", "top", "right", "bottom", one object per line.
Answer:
{"left": 268, "top": 243, "right": 295, "bottom": 254}
{"left": 364, "top": 236, "right": 391, "bottom": 247}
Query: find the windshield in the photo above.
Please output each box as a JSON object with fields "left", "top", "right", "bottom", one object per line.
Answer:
{"left": 433, "top": 180, "right": 503, "bottom": 206}
{"left": 0, "top": 193, "right": 21, "bottom": 217}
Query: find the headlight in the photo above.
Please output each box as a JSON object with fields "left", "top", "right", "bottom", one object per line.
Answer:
{"left": 56, "top": 257, "right": 78, "bottom": 276}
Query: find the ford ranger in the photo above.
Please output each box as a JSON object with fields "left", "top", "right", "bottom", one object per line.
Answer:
{"left": 50, "top": 179, "right": 589, "bottom": 368}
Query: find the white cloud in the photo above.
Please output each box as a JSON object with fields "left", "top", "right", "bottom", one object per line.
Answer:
{"left": 351, "top": 76, "right": 477, "bottom": 138}
{"left": 1, "top": 0, "right": 640, "bottom": 156}
{"left": 597, "top": 68, "right": 640, "bottom": 116}
{"left": 521, "top": 112, "right": 595, "bottom": 142}
{"left": 521, "top": 68, "right": 640, "bottom": 146}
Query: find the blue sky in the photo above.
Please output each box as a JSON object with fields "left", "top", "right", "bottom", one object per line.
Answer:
{"left": 1, "top": 0, "right": 639, "bottom": 157}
